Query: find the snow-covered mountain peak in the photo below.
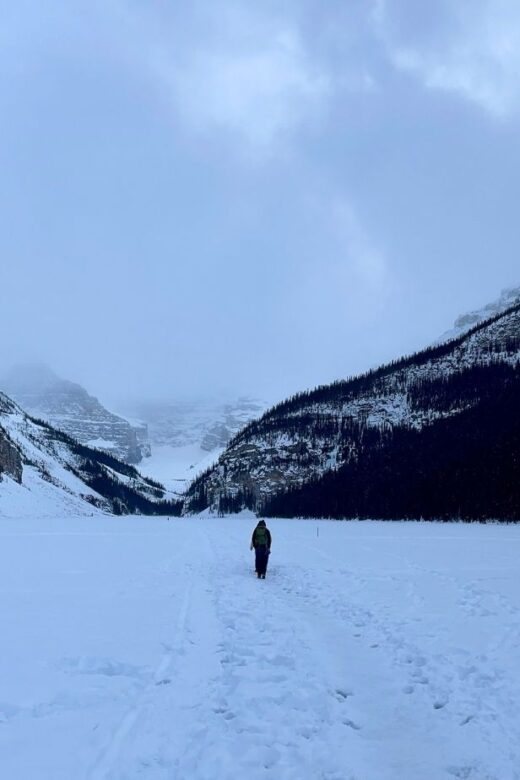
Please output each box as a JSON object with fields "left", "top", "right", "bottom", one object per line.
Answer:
{"left": 2, "top": 363, "right": 61, "bottom": 391}
{"left": 1, "top": 364, "right": 146, "bottom": 464}
{"left": 438, "top": 285, "right": 520, "bottom": 343}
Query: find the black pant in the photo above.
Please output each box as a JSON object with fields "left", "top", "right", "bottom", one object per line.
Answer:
{"left": 255, "top": 547, "right": 269, "bottom": 575}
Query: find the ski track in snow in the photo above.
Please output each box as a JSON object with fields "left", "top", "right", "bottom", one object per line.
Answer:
{"left": 89, "top": 551, "right": 194, "bottom": 780}
{"left": 0, "top": 516, "right": 520, "bottom": 779}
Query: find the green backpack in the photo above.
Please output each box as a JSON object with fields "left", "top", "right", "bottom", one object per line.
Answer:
{"left": 254, "top": 526, "right": 269, "bottom": 547}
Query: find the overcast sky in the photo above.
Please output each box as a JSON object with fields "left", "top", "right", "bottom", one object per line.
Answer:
{"left": 1, "top": 0, "right": 519, "bottom": 405}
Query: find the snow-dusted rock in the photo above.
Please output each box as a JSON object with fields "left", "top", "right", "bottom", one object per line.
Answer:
{"left": 1, "top": 364, "right": 145, "bottom": 464}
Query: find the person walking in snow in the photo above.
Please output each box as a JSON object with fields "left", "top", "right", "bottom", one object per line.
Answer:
{"left": 250, "top": 519, "right": 272, "bottom": 579}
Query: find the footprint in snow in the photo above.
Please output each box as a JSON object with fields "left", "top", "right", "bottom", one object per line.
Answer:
{"left": 343, "top": 718, "right": 361, "bottom": 731}
{"left": 59, "top": 656, "right": 148, "bottom": 680}
{"left": 298, "top": 726, "right": 318, "bottom": 740}
{"left": 216, "top": 709, "right": 236, "bottom": 721}
{"left": 334, "top": 689, "right": 353, "bottom": 701}
{"left": 446, "top": 766, "right": 476, "bottom": 779}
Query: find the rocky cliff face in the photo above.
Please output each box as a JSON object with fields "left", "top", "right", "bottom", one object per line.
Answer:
{"left": 185, "top": 302, "right": 520, "bottom": 513}
{"left": 0, "top": 394, "right": 22, "bottom": 482}
{"left": 0, "top": 430, "right": 22, "bottom": 483}
{"left": 1, "top": 365, "right": 145, "bottom": 464}
{"left": 200, "top": 399, "right": 267, "bottom": 451}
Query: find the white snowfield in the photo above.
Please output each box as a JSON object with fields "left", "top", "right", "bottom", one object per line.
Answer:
{"left": 1, "top": 515, "right": 520, "bottom": 780}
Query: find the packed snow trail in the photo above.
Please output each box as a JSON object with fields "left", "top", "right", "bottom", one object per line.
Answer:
{"left": 1, "top": 516, "right": 520, "bottom": 778}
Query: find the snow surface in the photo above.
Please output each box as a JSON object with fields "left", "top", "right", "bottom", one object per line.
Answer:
{"left": 0, "top": 470, "right": 102, "bottom": 519}
{"left": 86, "top": 439, "right": 118, "bottom": 450}
{"left": 1, "top": 515, "right": 520, "bottom": 779}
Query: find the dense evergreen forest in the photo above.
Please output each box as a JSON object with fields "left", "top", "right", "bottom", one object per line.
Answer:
{"left": 79, "top": 459, "right": 183, "bottom": 516}
{"left": 261, "top": 367, "right": 520, "bottom": 521}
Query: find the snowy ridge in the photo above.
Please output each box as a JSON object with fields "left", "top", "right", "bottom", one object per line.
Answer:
{"left": 437, "top": 284, "right": 520, "bottom": 343}
{"left": 185, "top": 302, "right": 520, "bottom": 513}
{"left": 0, "top": 392, "right": 178, "bottom": 517}
{"left": 1, "top": 364, "right": 146, "bottom": 464}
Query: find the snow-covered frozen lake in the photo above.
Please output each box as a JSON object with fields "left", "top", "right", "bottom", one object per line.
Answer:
{"left": 1, "top": 515, "right": 520, "bottom": 780}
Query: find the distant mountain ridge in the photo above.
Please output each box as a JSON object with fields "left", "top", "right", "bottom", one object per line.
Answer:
{"left": 124, "top": 397, "right": 267, "bottom": 453}
{"left": 185, "top": 301, "right": 520, "bottom": 519}
{"left": 1, "top": 365, "right": 147, "bottom": 464}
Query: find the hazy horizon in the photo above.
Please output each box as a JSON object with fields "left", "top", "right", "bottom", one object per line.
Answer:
{"left": 1, "top": 1, "right": 519, "bottom": 405}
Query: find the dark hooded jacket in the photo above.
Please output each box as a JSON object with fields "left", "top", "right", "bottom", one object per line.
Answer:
{"left": 251, "top": 520, "right": 272, "bottom": 550}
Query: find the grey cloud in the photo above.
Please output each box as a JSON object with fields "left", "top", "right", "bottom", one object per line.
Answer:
{"left": 375, "top": 0, "right": 520, "bottom": 117}
{"left": 0, "top": 1, "right": 518, "bottom": 408}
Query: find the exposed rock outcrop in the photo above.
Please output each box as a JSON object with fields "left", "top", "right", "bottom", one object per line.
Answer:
{"left": 0, "top": 424, "right": 22, "bottom": 483}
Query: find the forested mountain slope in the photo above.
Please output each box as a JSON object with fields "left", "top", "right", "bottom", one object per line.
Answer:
{"left": 0, "top": 392, "right": 181, "bottom": 516}
{"left": 185, "top": 303, "right": 520, "bottom": 517}
{"left": 263, "top": 367, "right": 520, "bottom": 520}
